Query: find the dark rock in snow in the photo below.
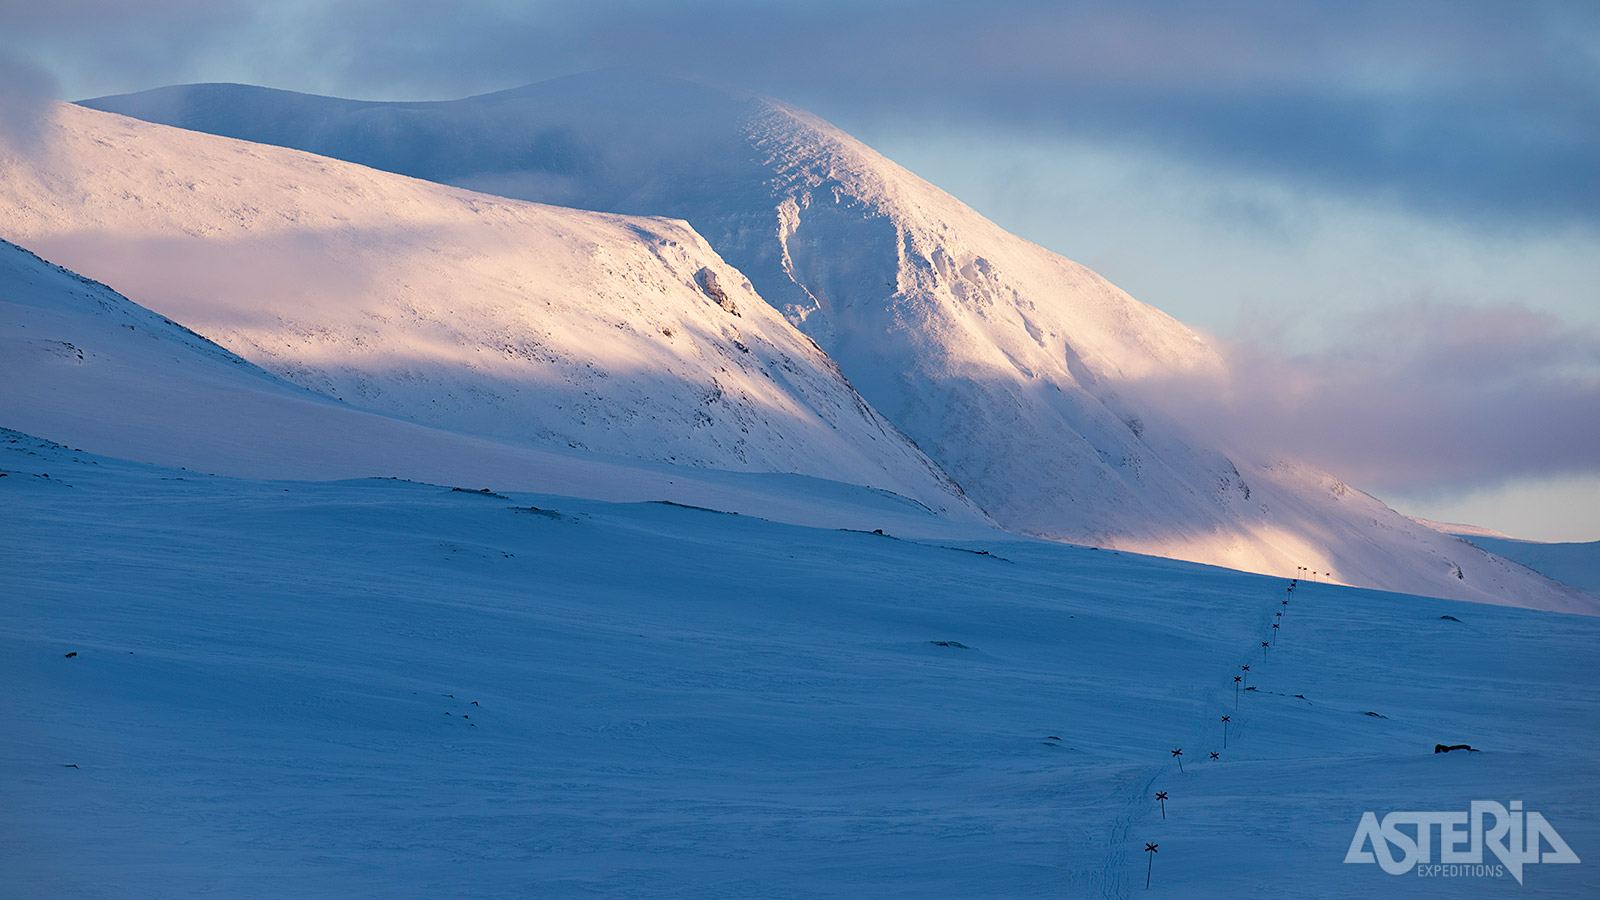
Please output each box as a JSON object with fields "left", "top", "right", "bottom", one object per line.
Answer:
{"left": 695, "top": 267, "right": 738, "bottom": 316}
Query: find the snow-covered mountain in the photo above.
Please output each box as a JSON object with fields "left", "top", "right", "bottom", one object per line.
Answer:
{"left": 0, "top": 101, "right": 977, "bottom": 522}
{"left": 78, "top": 74, "right": 1594, "bottom": 612}
{"left": 1459, "top": 536, "right": 1600, "bottom": 599}
{"left": 1414, "top": 518, "right": 1600, "bottom": 599}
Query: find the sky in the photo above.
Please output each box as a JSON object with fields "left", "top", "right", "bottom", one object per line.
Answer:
{"left": 2, "top": 0, "right": 1597, "bottom": 541}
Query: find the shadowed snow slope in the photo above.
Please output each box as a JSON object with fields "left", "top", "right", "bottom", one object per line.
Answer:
{"left": 80, "top": 74, "right": 1593, "bottom": 612}
{"left": 0, "top": 102, "right": 977, "bottom": 522}
{"left": 4, "top": 432, "right": 1598, "bottom": 897}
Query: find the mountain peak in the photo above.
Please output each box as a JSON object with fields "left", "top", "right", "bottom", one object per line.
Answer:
{"left": 66, "top": 74, "right": 1595, "bottom": 611}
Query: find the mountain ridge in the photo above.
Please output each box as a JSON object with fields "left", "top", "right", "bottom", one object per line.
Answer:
{"left": 40, "top": 76, "right": 1598, "bottom": 611}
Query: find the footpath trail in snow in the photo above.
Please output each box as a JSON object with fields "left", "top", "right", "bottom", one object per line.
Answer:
{"left": 4, "top": 430, "right": 1595, "bottom": 898}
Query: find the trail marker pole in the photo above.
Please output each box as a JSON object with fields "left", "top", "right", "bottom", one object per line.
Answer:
{"left": 1233, "top": 675, "right": 1241, "bottom": 708}
{"left": 1171, "top": 748, "right": 1184, "bottom": 773}
{"left": 1209, "top": 752, "right": 1219, "bottom": 760}
{"left": 1241, "top": 665, "right": 1249, "bottom": 689}
{"left": 1262, "top": 640, "right": 1270, "bottom": 658}
{"left": 1271, "top": 622, "right": 1280, "bottom": 643}
{"left": 1155, "top": 791, "right": 1168, "bottom": 819}
{"left": 1221, "top": 715, "right": 1231, "bottom": 748}
{"left": 1145, "top": 843, "right": 1158, "bottom": 888}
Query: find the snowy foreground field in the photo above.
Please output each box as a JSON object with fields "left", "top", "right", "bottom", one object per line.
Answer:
{"left": 4, "top": 430, "right": 1595, "bottom": 898}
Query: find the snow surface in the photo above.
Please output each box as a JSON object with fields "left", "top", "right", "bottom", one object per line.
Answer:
{"left": 77, "top": 73, "right": 1592, "bottom": 612}
{"left": 1411, "top": 518, "right": 1599, "bottom": 599}
{"left": 1410, "top": 517, "right": 1516, "bottom": 541}
{"left": 1465, "top": 531, "right": 1600, "bottom": 595}
{"left": 0, "top": 239, "right": 988, "bottom": 538}
{"left": 4, "top": 430, "right": 1596, "bottom": 898}
{"left": 0, "top": 102, "right": 975, "bottom": 521}
{"left": 1439, "top": 536, "right": 1600, "bottom": 599}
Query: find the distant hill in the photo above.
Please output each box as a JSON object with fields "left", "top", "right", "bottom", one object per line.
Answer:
{"left": 1414, "top": 517, "right": 1600, "bottom": 597}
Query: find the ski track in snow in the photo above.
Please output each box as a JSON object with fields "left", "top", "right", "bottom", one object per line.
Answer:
{"left": 3, "top": 431, "right": 1595, "bottom": 898}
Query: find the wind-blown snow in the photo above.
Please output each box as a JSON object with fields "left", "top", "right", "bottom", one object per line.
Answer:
{"left": 78, "top": 74, "right": 1593, "bottom": 612}
{"left": 0, "top": 102, "right": 975, "bottom": 521}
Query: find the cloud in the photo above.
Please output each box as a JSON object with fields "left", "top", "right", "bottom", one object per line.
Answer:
{"left": 6, "top": 0, "right": 1596, "bottom": 229}
{"left": 1386, "top": 472, "right": 1600, "bottom": 543}
{"left": 0, "top": 51, "right": 58, "bottom": 156}
{"left": 1128, "top": 301, "right": 1600, "bottom": 495}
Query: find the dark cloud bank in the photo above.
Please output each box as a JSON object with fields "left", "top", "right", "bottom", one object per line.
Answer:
{"left": 10, "top": 0, "right": 1597, "bottom": 227}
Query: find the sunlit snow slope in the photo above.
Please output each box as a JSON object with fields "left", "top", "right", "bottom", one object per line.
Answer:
{"left": 82, "top": 75, "right": 1593, "bottom": 612}
{"left": 0, "top": 239, "right": 989, "bottom": 535}
{"left": 0, "top": 102, "right": 975, "bottom": 520}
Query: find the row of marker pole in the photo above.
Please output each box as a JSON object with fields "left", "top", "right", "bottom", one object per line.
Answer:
{"left": 1144, "top": 576, "right": 1300, "bottom": 889}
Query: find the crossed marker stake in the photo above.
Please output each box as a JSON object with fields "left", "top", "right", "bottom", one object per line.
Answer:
{"left": 1155, "top": 791, "right": 1168, "bottom": 819}
{"left": 1233, "top": 675, "right": 1242, "bottom": 708}
{"left": 1145, "top": 843, "right": 1159, "bottom": 888}
{"left": 1209, "top": 752, "right": 1219, "bottom": 760}
{"left": 1171, "top": 748, "right": 1184, "bottom": 773}
{"left": 1221, "top": 715, "right": 1231, "bottom": 748}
